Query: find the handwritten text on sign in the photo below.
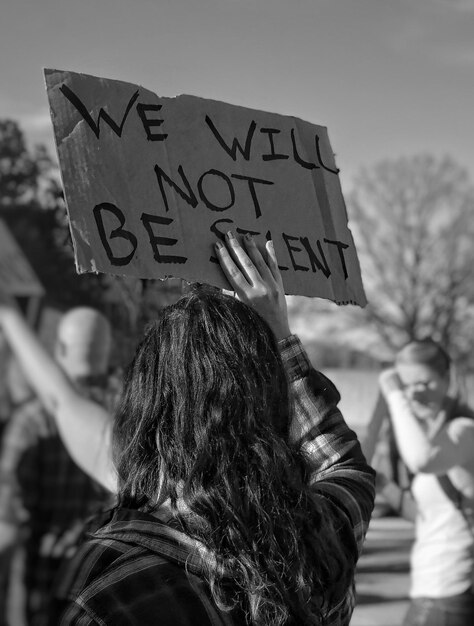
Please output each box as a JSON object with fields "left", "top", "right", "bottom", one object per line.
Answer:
{"left": 44, "top": 69, "right": 366, "bottom": 305}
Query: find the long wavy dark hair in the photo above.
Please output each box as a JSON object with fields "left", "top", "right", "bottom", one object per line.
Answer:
{"left": 113, "top": 286, "right": 353, "bottom": 625}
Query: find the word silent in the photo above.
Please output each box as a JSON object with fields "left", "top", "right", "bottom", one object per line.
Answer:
{"left": 93, "top": 202, "right": 350, "bottom": 280}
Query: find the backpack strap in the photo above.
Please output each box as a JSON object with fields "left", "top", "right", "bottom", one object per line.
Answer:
{"left": 437, "top": 474, "right": 474, "bottom": 541}
{"left": 437, "top": 474, "right": 464, "bottom": 511}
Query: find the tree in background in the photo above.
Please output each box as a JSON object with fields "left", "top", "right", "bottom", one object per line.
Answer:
{"left": 348, "top": 154, "right": 474, "bottom": 368}
{"left": 0, "top": 119, "right": 184, "bottom": 365}
{"left": 0, "top": 119, "right": 61, "bottom": 209}
{"left": 0, "top": 119, "right": 115, "bottom": 313}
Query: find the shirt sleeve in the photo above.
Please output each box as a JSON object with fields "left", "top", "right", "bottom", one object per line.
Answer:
{"left": 385, "top": 389, "right": 474, "bottom": 474}
{"left": 279, "top": 334, "right": 376, "bottom": 557}
{"left": 423, "top": 416, "right": 474, "bottom": 474}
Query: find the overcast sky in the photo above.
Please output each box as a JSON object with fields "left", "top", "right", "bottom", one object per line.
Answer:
{"left": 1, "top": 0, "right": 473, "bottom": 190}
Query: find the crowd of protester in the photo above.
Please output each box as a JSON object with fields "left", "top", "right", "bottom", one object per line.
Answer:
{"left": 0, "top": 230, "right": 472, "bottom": 625}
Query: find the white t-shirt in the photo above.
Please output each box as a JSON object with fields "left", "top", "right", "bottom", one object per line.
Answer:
{"left": 411, "top": 470, "right": 474, "bottom": 597}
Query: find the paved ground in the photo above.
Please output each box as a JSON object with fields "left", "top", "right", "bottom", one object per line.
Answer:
{"left": 351, "top": 513, "right": 415, "bottom": 626}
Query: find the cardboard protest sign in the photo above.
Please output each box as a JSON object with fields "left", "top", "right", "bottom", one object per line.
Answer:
{"left": 0, "top": 219, "right": 44, "bottom": 297}
{"left": 44, "top": 68, "right": 366, "bottom": 305}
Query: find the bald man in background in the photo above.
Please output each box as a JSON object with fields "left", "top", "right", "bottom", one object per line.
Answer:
{"left": 0, "top": 308, "right": 116, "bottom": 626}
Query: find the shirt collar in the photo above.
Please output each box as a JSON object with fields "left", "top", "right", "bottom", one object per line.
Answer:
{"left": 91, "top": 507, "right": 227, "bottom": 578}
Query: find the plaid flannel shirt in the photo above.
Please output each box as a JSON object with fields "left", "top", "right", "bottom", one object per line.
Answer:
{"left": 0, "top": 392, "right": 113, "bottom": 625}
{"left": 53, "top": 335, "right": 375, "bottom": 625}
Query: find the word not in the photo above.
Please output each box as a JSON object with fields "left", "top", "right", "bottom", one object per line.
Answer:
{"left": 154, "top": 164, "right": 273, "bottom": 219}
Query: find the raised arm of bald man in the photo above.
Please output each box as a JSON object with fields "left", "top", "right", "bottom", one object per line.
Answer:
{"left": 0, "top": 303, "right": 117, "bottom": 493}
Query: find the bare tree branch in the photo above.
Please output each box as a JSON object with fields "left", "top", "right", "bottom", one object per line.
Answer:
{"left": 348, "top": 155, "right": 474, "bottom": 367}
